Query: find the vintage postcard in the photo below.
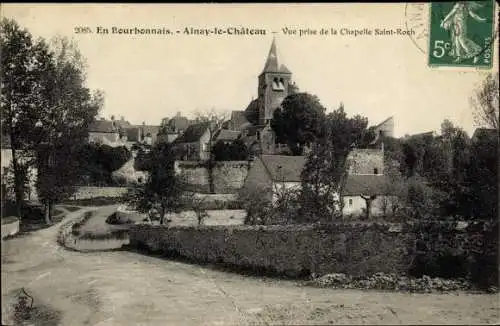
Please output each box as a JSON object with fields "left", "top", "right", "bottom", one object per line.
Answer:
{"left": 1, "top": 3, "right": 499, "bottom": 326}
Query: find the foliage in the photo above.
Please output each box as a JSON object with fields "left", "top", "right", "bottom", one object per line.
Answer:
{"left": 271, "top": 92, "right": 327, "bottom": 155}
{"left": 0, "top": 18, "right": 53, "bottom": 217}
{"left": 471, "top": 72, "right": 499, "bottom": 130}
{"left": 466, "top": 130, "right": 498, "bottom": 220}
{"left": 124, "top": 142, "right": 187, "bottom": 224}
{"left": 402, "top": 176, "right": 446, "bottom": 219}
{"left": 238, "top": 187, "right": 273, "bottom": 225}
{"left": 77, "top": 143, "right": 131, "bottom": 185}
{"left": 300, "top": 104, "right": 371, "bottom": 222}
{"left": 213, "top": 139, "right": 249, "bottom": 161}
{"left": 1, "top": 19, "right": 102, "bottom": 223}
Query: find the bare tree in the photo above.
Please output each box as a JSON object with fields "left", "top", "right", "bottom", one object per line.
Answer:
{"left": 193, "top": 108, "right": 230, "bottom": 193}
{"left": 471, "top": 72, "right": 499, "bottom": 130}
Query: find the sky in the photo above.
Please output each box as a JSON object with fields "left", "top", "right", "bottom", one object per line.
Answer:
{"left": 3, "top": 3, "right": 499, "bottom": 138}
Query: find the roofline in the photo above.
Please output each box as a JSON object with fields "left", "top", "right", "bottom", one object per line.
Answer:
{"left": 259, "top": 155, "right": 276, "bottom": 182}
{"left": 374, "top": 116, "right": 394, "bottom": 129}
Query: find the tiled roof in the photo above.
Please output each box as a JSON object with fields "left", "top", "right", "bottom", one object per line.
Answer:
{"left": 173, "top": 122, "right": 210, "bottom": 143}
{"left": 244, "top": 99, "right": 261, "bottom": 125}
{"left": 114, "top": 119, "right": 132, "bottom": 129}
{"left": 216, "top": 129, "right": 241, "bottom": 142}
{"left": 261, "top": 155, "right": 306, "bottom": 182}
{"left": 230, "top": 110, "right": 251, "bottom": 130}
{"left": 344, "top": 174, "right": 389, "bottom": 196}
{"left": 89, "top": 120, "right": 118, "bottom": 133}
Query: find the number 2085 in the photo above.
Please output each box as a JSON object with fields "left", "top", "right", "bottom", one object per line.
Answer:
{"left": 74, "top": 27, "right": 92, "bottom": 34}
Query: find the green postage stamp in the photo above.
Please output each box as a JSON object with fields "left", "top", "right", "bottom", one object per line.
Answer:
{"left": 428, "top": 1, "right": 495, "bottom": 68}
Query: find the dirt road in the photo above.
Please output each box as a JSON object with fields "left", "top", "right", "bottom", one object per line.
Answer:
{"left": 1, "top": 209, "right": 498, "bottom": 325}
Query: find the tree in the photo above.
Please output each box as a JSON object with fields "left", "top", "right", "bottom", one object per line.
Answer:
{"left": 193, "top": 108, "right": 229, "bottom": 193}
{"left": 0, "top": 18, "right": 53, "bottom": 218}
{"left": 238, "top": 187, "right": 273, "bottom": 225}
{"left": 34, "top": 35, "right": 101, "bottom": 224}
{"left": 467, "top": 130, "right": 498, "bottom": 220}
{"left": 471, "top": 72, "right": 499, "bottom": 130}
{"left": 213, "top": 139, "right": 249, "bottom": 161}
{"left": 271, "top": 92, "right": 327, "bottom": 155}
{"left": 300, "top": 104, "right": 371, "bottom": 221}
{"left": 125, "top": 142, "right": 187, "bottom": 225}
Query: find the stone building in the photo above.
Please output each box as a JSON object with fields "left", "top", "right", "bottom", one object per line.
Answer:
{"left": 225, "top": 38, "right": 300, "bottom": 155}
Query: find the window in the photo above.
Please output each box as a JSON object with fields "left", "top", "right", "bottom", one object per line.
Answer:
{"left": 272, "top": 77, "right": 285, "bottom": 91}
{"left": 348, "top": 199, "right": 353, "bottom": 206}
{"left": 374, "top": 168, "right": 379, "bottom": 175}
{"left": 202, "top": 143, "right": 209, "bottom": 152}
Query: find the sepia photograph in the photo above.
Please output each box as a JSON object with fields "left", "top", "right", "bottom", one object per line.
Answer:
{"left": 1, "top": 3, "right": 499, "bottom": 325}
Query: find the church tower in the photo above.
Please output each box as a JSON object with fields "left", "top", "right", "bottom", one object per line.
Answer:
{"left": 257, "top": 38, "right": 293, "bottom": 126}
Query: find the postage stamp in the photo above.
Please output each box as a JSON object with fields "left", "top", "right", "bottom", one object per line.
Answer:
{"left": 428, "top": 1, "right": 496, "bottom": 68}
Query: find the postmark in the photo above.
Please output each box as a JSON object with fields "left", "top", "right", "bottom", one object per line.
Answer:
{"left": 405, "top": 1, "right": 497, "bottom": 68}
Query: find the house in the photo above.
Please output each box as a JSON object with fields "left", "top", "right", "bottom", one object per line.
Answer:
{"left": 157, "top": 113, "right": 196, "bottom": 145}
{"left": 88, "top": 119, "right": 124, "bottom": 147}
{"left": 215, "top": 129, "right": 241, "bottom": 145}
{"left": 243, "top": 148, "right": 392, "bottom": 217}
{"left": 242, "top": 155, "right": 305, "bottom": 202}
{"left": 172, "top": 122, "right": 211, "bottom": 161}
{"left": 342, "top": 174, "right": 392, "bottom": 217}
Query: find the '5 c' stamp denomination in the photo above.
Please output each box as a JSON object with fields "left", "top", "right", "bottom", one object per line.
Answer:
{"left": 428, "top": 1, "right": 496, "bottom": 68}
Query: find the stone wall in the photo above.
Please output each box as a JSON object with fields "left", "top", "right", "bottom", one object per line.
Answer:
{"left": 1, "top": 217, "right": 19, "bottom": 239}
{"left": 348, "top": 149, "right": 384, "bottom": 175}
{"left": 128, "top": 221, "right": 497, "bottom": 285}
{"left": 175, "top": 161, "right": 249, "bottom": 194}
{"left": 72, "top": 187, "right": 128, "bottom": 200}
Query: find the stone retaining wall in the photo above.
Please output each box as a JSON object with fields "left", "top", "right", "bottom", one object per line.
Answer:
{"left": 1, "top": 217, "right": 20, "bottom": 238}
{"left": 58, "top": 210, "right": 129, "bottom": 252}
{"left": 128, "top": 221, "right": 497, "bottom": 285}
{"left": 72, "top": 187, "right": 128, "bottom": 200}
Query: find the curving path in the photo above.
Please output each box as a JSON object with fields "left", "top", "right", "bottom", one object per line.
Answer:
{"left": 1, "top": 207, "right": 499, "bottom": 325}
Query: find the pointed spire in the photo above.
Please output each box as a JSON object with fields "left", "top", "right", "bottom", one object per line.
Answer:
{"left": 262, "top": 37, "right": 279, "bottom": 73}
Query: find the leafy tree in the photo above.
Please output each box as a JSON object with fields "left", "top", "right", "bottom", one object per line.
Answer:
{"left": 300, "top": 104, "right": 371, "bottom": 221}
{"left": 403, "top": 176, "right": 446, "bottom": 219}
{"left": 213, "top": 139, "right": 249, "bottom": 161}
{"left": 238, "top": 187, "right": 273, "bottom": 225}
{"left": 467, "top": 130, "right": 498, "bottom": 220}
{"left": 125, "top": 142, "right": 187, "bottom": 225}
{"left": 271, "top": 92, "right": 327, "bottom": 155}
{"left": 34, "top": 35, "right": 102, "bottom": 223}
{"left": 213, "top": 140, "right": 231, "bottom": 161}
{"left": 471, "top": 72, "right": 499, "bottom": 130}
{"left": 0, "top": 18, "right": 53, "bottom": 217}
